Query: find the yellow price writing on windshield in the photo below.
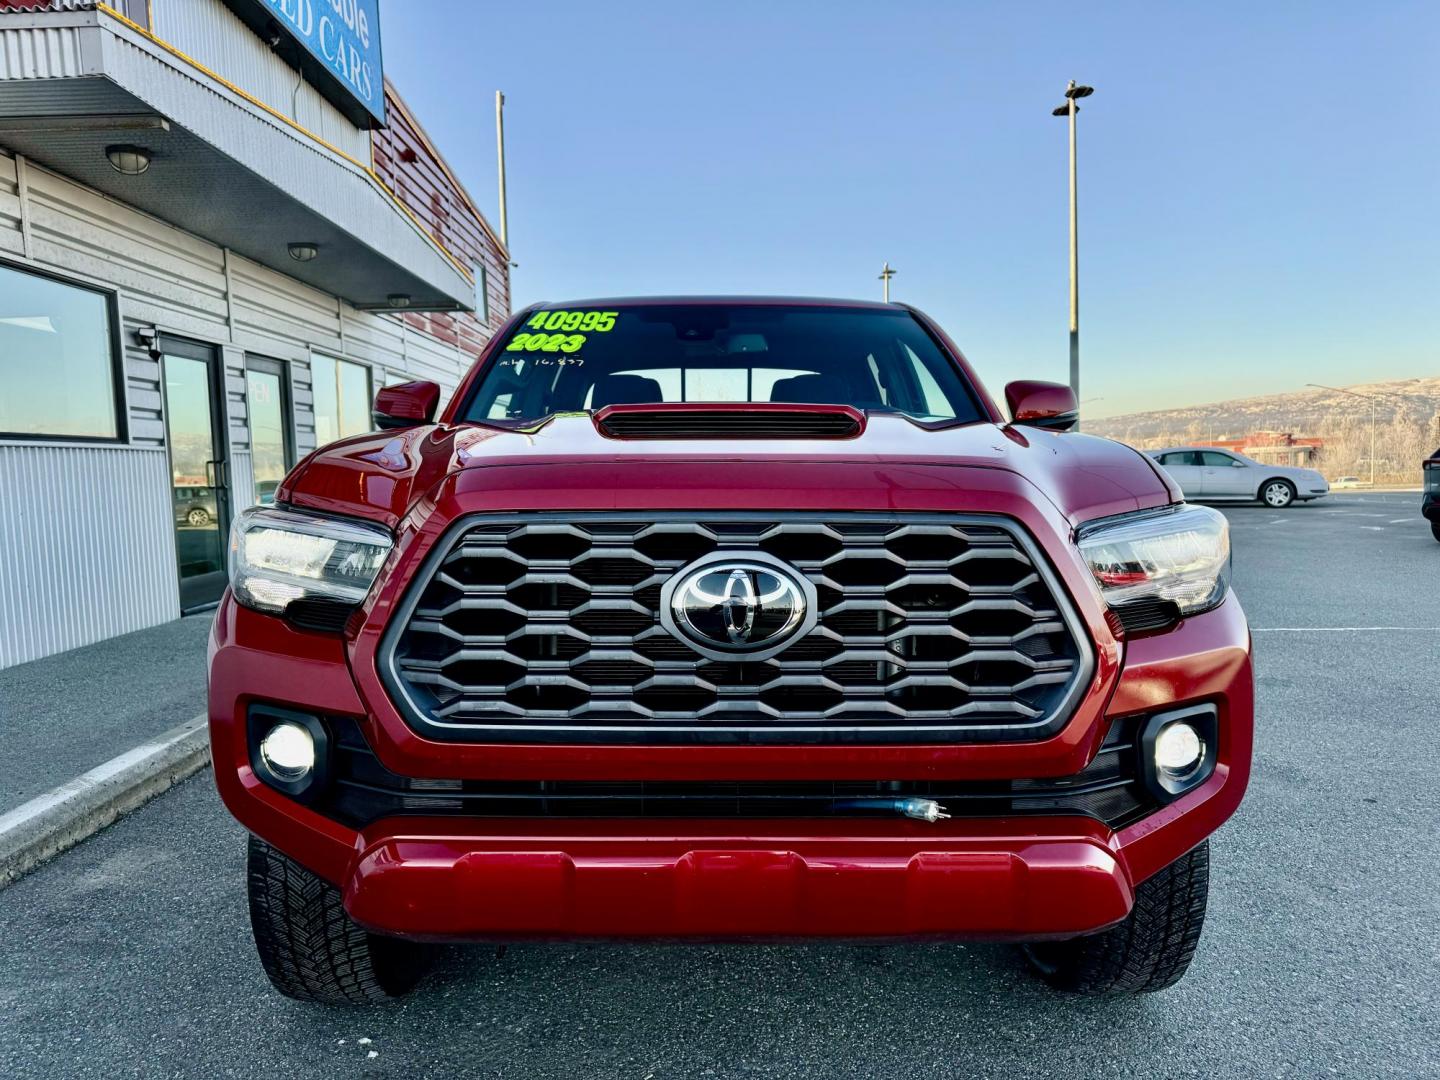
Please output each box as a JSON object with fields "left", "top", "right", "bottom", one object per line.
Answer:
{"left": 506, "top": 332, "right": 586, "bottom": 353}
{"left": 525, "top": 310, "right": 618, "bottom": 333}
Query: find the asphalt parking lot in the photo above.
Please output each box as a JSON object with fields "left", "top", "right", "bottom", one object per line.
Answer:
{"left": 1, "top": 493, "right": 1436, "bottom": 1079}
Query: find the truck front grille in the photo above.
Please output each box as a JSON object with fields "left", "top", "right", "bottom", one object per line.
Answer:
{"left": 381, "top": 513, "right": 1093, "bottom": 744}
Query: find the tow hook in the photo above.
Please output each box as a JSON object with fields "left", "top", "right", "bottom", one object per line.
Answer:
{"left": 832, "top": 797, "right": 951, "bottom": 823}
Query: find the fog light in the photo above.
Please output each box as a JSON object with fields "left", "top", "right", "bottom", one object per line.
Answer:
{"left": 259, "top": 722, "right": 315, "bottom": 782}
{"left": 1154, "top": 721, "right": 1203, "bottom": 775}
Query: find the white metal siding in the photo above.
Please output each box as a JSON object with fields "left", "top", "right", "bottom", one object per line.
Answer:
{"left": 149, "top": 0, "right": 372, "bottom": 163}
{"left": 0, "top": 149, "right": 480, "bottom": 668}
{"left": 26, "top": 163, "right": 231, "bottom": 338}
{"left": 0, "top": 21, "right": 93, "bottom": 81}
{"left": 402, "top": 327, "right": 466, "bottom": 401}
{"left": 229, "top": 449, "right": 254, "bottom": 515}
{"left": 292, "top": 357, "right": 316, "bottom": 456}
{"left": 0, "top": 152, "right": 21, "bottom": 256}
{"left": 0, "top": 444, "right": 179, "bottom": 669}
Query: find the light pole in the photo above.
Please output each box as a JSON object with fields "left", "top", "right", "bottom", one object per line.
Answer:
{"left": 1308, "top": 383, "right": 1379, "bottom": 485}
{"left": 495, "top": 91, "right": 510, "bottom": 252}
{"left": 1052, "top": 81, "right": 1094, "bottom": 420}
{"left": 879, "top": 261, "right": 897, "bottom": 303}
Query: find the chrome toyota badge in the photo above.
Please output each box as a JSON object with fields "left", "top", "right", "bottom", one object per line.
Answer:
{"left": 659, "top": 552, "right": 818, "bottom": 661}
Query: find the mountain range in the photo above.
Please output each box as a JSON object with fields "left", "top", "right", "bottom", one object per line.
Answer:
{"left": 1085, "top": 377, "right": 1440, "bottom": 446}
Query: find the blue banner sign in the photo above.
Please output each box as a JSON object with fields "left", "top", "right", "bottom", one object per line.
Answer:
{"left": 260, "top": 0, "right": 385, "bottom": 124}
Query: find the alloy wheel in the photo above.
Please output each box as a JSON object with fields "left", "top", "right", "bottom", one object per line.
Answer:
{"left": 1263, "top": 482, "right": 1293, "bottom": 508}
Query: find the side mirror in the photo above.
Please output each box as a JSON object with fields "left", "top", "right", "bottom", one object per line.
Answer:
{"left": 373, "top": 380, "right": 441, "bottom": 430}
{"left": 1004, "top": 380, "right": 1078, "bottom": 432}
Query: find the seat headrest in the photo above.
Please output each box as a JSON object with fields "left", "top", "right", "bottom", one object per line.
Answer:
{"left": 590, "top": 374, "right": 664, "bottom": 408}
{"left": 769, "top": 373, "right": 847, "bottom": 404}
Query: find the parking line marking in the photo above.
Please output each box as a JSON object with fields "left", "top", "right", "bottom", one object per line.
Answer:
{"left": 1388, "top": 518, "right": 1411, "bottom": 524}
{"left": 1252, "top": 627, "right": 1440, "bottom": 633}
{"left": 1359, "top": 525, "right": 1386, "bottom": 531}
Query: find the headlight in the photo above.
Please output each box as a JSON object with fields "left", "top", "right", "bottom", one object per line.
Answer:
{"left": 229, "top": 506, "right": 393, "bottom": 618}
{"left": 1076, "top": 505, "right": 1230, "bottom": 623}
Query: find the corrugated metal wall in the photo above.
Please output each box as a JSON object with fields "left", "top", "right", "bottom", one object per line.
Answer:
{"left": 0, "top": 150, "right": 497, "bottom": 668}
{"left": 0, "top": 149, "right": 20, "bottom": 256}
{"left": 0, "top": 18, "right": 89, "bottom": 79}
{"left": 373, "top": 88, "right": 512, "bottom": 366}
{"left": 0, "top": 445, "right": 179, "bottom": 669}
{"left": 228, "top": 450, "right": 254, "bottom": 516}
{"left": 0, "top": 0, "right": 513, "bottom": 668}
{"left": 148, "top": 0, "right": 370, "bottom": 161}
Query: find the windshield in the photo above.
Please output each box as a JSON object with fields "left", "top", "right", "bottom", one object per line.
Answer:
{"left": 460, "top": 304, "right": 984, "bottom": 425}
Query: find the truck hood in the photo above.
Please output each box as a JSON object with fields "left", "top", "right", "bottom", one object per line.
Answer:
{"left": 279, "top": 414, "right": 1176, "bottom": 530}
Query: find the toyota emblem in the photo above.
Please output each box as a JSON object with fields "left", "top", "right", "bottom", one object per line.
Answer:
{"left": 659, "top": 552, "right": 818, "bottom": 661}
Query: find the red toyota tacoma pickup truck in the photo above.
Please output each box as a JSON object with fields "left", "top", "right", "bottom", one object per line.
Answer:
{"left": 209, "top": 297, "right": 1251, "bottom": 1003}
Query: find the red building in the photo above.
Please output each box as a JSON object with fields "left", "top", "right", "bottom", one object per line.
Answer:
{"left": 1196, "top": 431, "right": 1323, "bottom": 467}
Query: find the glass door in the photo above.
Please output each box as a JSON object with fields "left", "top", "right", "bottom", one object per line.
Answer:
{"left": 244, "top": 357, "right": 293, "bottom": 506}
{"left": 162, "top": 338, "right": 229, "bottom": 612}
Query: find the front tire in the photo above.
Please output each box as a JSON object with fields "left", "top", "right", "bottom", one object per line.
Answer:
{"left": 1260, "top": 479, "right": 1296, "bottom": 508}
{"left": 247, "top": 835, "right": 431, "bottom": 1004}
{"left": 186, "top": 507, "right": 210, "bottom": 526}
{"left": 1431, "top": 522, "right": 1440, "bottom": 542}
{"left": 1023, "top": 841, "right": 1209, "bottom": 995}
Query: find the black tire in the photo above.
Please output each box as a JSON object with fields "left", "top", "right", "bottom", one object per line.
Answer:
{"left": 186, "top": 507, "right": 210, "bottom": 526}
{"left": 1023, "top": 841, "right": 1209, "bottom": 995}
{"left": 1259, "top": 479, "right": 1296, "bottom": 508}
{"left": 246, "top": 835, "right": 431, "bottom": 1004}
{"left": 1431, "top": 522, "right": 1440, "bottom": 543}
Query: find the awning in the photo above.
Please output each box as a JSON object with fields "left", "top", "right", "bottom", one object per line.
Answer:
{"left": 0, "top": 6, "right": 474, "bottom": 312}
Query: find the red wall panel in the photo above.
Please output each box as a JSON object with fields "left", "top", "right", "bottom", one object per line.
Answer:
{"left": 372, "top": 83, "right": 511, "bottom": 363}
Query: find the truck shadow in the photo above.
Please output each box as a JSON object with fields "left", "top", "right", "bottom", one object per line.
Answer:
{"left": 390, "top": 938, "right": 1168, "bottom": 1074}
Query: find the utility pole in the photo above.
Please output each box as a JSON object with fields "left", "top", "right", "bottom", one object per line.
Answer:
{"left": 495, "top": 90, "right": 509, "bottom": 252}
{"left": 1052, "top": 81, "right": 1094, "bottom": 421}
{"left": 879, "top": 261, "right": 896, "bottom": 303}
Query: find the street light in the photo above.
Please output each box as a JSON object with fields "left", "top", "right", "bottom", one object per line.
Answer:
{"left": 1052, "top": 81, "right": 1094, "bottom": 423}
{"left": 1308, "top": 383, "right": 1382, "bottom": 486}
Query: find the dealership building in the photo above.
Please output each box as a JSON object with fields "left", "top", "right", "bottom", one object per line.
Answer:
{"left": 0, "top": 0, "right": 509, "bottom": 667}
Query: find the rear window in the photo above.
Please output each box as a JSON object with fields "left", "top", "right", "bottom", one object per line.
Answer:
{"left": 461, "top": 304, "right": 983, "bottom": 425}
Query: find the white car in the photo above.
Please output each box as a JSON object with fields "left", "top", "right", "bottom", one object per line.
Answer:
{"left": 1147, "top": 447, "right": 1329, "bottom": 508}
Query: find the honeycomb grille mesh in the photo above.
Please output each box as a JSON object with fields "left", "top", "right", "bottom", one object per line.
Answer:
{"left": 384, "top": 514, "right": 1089, "bottom": 743}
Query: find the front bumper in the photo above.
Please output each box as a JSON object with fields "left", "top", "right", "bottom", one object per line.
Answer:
{"left": 209, "top": 587, "right": 1253, "bottom": 942}
{"left": 344, "top": 818, "right": 1131, "bottom": 940}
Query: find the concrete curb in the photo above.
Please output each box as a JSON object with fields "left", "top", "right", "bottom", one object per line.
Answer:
{"left": 0, "top": 714, "right": 211, "bottom": 889}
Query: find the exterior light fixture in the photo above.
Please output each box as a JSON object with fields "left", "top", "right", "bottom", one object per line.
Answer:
{"left": 1139, "top": 706, "right": 1219, "bottom": 803}
{"left": 288, "top": 243, "right": 319, "bottom": 263}
{"left": 105, "top": 144, "right": 152, "bottom": 175}
{"left": 387, "top": 294, "right": 412, "bottom": 309}
{"left": 259, "top": 721, "right": 316, "bottom": 783}
{"left": 1154, "top": 722, "right": 1204, "bottom": 777}
{"left": 133, "top": 325, "right": 160, "bottom": 356}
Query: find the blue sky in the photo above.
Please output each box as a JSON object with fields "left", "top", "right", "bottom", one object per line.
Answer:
{"left": 382, "top": 1, "right": 1439, "bottom": 418}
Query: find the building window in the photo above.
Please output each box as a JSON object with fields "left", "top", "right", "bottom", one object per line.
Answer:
{"left": 0, "top": 262, "right": 123, "bottom": 441}
{"left": 245, "top": 356, "right": 294, "bottom": 506}
{"left": 475, "top": 263, "right": 490, "bottom": 326}
{"left": 310, "top": 354, "right": 373, "bottom": 446}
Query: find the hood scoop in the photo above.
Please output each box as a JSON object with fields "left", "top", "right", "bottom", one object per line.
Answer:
{"left": 593, "top": 402, "right": 865, "bottom": 440}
